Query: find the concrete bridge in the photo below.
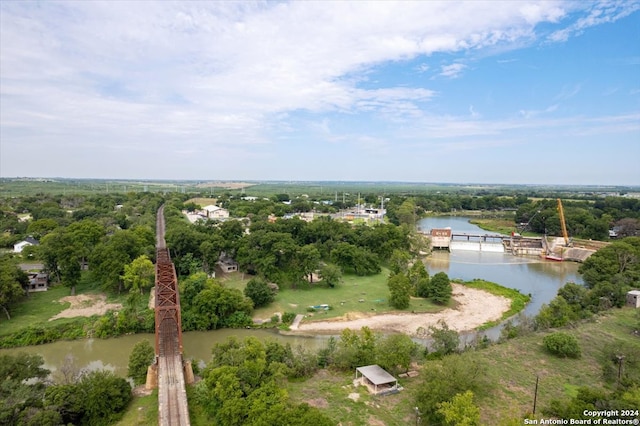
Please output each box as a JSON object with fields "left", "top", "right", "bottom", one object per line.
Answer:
{"left": 425, "top": 229, "right": 545, "bottom": 255}
{"left": 146, "top": 205, "right": 192, "bottom": 426}
{"left": 449, "top": 233, "right": 507, "bottom": 253}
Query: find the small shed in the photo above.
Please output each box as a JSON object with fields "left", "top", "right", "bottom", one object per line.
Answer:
{"left": 626, "top": 290, "right": 640, "bottom": 308}
{"left": 355, "top": 365, "right": 398, "bottom": 395}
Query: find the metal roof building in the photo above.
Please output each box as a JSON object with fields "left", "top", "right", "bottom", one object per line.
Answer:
{"left": 355, "top": 365, "right": 398, "bottom": 395}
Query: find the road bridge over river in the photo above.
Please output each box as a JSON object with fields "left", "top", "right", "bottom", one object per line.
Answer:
{"left": 152, "top": 205, "right": 191, "bottom": 426}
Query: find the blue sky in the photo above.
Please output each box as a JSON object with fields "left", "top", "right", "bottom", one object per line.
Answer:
{"left": 1, "top": 1, "right": 639, "bottom": 185}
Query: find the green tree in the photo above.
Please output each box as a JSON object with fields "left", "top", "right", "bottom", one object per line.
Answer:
{"left": 396, "top": 198, "right": 417, "bottom": 227}
{"left": 0, "top": 353, "right": 49, "bottom": 425}
{"left": 375, "top": 333, "right": 417, "bottom": 375}
{"left": 319, "top": 263, "right": 342, "bottom": 288}
{"left": 437, "top": 390, "right": 481, "bottom": 426}
{"left": 389, "top": 249, "right": 410, "bottom": 275}
{"left": 73, "top": 370, "right": 131, "bottom": 425}
{"left": 127, "top": 340, "right": 155, "bottom": 386}
{"left": 431, "top": 271, "right": 452, "bottom": 305}
{"left": 244, "top": 277, "right": 274, "bottom": 308}
{"left": 535, "top": 296, "right": 574, "bottom": 330}
{"left": 415, "top": 354, "right": 489, "bottom": 425}
{"left": 428, "top": 320, "right": 459, "bottom": 357}
{"left": 122, "top": 255, "right": 155, "bottom": 294}
{"left": 0, "top": 256, "right": 28, "bottom": 320}
{"left": 333, "top": 327, "right": 378, "bottom": 369}
{"left": 297, "top": 244, "right": 321, "bottom": 283}
{"left": 409, "top": 260, "right": 430, "bottom": 297}
{"left": 387, "top": 272, "right": 411, "bottom": 309}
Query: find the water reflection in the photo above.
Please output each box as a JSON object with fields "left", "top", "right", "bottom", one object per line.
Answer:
{"left": 419, "top": 217, "right": 583, "bottom": 316}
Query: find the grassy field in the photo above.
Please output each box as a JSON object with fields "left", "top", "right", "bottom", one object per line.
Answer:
{"left": 281, "top": 308, "right": 640, "bottom": 425}
{"left": 476, "top": 308, "right": 640, "bottom": 423}
{"left": 115, "top": 390, "right": 158, "bottom": 426}
{"left": 469, "top": 217, "right": 519, "bottom": 235}
{"left": 185, "top": 197, "right": 218, "bottom": 206}
{"left": 0, "top": 271, "right": 123, "bottom": 337}
{"left": 219, "top": 269, "right": 448, "bottom": 323}
{"left": 0, "top": 285, "right": 72, "bottom": 334}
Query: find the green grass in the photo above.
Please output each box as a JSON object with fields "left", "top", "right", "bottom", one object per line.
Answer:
{"left": 475, "top": 308, "right": 640, "bottom": 423}
{"left": 0, "top": 271, "right": 116, "bottom": 338}
{"left": 459, "top": 279, "right": 531, "bottom": 329}
{"left": 0, "top": 285, "right": 71, "bottom": 335}
{"left": 282, "top": 308, "right": 640, "bottom": 425}
{"left": 469, "top": 217, "right": 539, "bottom": 237}
{"left": 219, "top": 269, "right": 446, "bottom": 323}
{"left": 115, "top": 390, "right": 158, "bottom": 426}
{"left": 286, "top": 369, "right": 423, "bottom": 426}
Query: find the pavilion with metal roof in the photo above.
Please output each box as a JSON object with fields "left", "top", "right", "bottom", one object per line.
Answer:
{"left": 355, "top": 365, "right": 398, "bottom": 395}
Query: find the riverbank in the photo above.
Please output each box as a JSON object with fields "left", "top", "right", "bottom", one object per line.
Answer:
{"left": 289, "top": 283, "right": 513, "bottom": 336}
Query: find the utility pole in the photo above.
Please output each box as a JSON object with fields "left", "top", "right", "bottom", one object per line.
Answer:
{"left": 533, "top": 375, "right": 539, "bottom": 414}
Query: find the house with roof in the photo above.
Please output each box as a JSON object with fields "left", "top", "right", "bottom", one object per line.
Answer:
{"left": 27, "top": 272, "right": 49, "bottom": 292}
{"left": 202, "top": 205, "right": 229, "bottom": 219}
{"left": 13, "top": 237, "right": 39, "bottom": 253}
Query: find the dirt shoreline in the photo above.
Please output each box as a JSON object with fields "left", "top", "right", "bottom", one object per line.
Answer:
{"left": 289, "top": 283, "right": 511, "bottom": 336}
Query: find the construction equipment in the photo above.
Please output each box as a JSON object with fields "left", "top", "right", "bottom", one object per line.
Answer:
{"left": 557, "top": 198, "right": 570, "bottom": 246}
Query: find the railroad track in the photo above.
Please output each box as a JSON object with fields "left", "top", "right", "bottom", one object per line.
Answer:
{"left": 155, "top": 205, "right": 190, "bottom": 426}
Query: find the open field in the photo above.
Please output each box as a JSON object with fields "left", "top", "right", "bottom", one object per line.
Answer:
{"left": 5, "top": 178, "right": 630, "bottom": 198}
{"left": 220, "top": 272, "right": 529, "bottom": 334}
{"left": 469, "top": 217, "right": 519, "bottom": 235}
{"left": 0, "top": 284, "right": 72, "bottom": 333}
{"left": 185, "top": 197, "right": 218, "bottom": 206}
{"left": 0, "top": 272, "right": 124, "bottom": 338}
{"left": 476, "top": 308, "right": 640, "bottom": 423}
{"left": 219, "top": 269, "right": 448, "bottom": 323}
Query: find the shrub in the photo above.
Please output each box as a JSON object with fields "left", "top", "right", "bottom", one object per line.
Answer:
{"left": 427, "top": 320, "right": 459, "bottom": 358}
{"left": 543, "top": 332, "right": 581, "bottom": 358}
{"left": 224, "top": 311, "right": 253, "bottom": 328}
{"left": 281, "top": 312, "right": 296, "bottom": 324}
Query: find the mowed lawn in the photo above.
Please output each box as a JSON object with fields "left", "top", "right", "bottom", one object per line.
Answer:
{"left": 219, "top": 268, "right": 446, "bottom": 322}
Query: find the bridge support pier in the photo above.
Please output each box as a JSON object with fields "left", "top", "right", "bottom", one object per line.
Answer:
{"left": 184, "top": 360, "right": 195, "bottom": 385}
{"left": 145, "top": 363, "right": 158, "bottom": 390}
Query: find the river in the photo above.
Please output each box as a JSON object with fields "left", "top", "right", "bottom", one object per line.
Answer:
{"left": 1, "top": 216, "right": 582, "bottom": 376}
{"left": 418, "top": 216, "right": 583, "bottom": 317}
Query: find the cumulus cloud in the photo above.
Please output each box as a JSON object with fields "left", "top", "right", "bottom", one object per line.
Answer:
{"left": 0, "top": 1, "right": 638, "bottom": 180}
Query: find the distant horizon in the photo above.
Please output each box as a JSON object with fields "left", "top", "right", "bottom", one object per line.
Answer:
{"left": 2, "top": 176, "right": 639, "bottom": 190}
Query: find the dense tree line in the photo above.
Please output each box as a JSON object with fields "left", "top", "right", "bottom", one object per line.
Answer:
{"left": 534, "top": 237, "right": 640, "bottom": 329}
{"left": 162, "top": 201, "right": 410, "bottom": 287}
{"left": 0, "top": 353, "right": 131, "bottom": 426}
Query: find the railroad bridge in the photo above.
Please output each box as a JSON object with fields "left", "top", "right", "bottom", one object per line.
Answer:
{"left": 146, "top": 205, "right": 192, "bottom": 426}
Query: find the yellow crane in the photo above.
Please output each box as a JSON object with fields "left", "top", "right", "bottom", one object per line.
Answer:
{"left": 557, "top": 198, "right": 570, "bottom": 246}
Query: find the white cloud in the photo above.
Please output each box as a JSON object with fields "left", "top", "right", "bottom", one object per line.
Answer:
{"left": 548, "top": 0, "right": 640, "bottom": 42}
{"left": 0, "top": 1, "right": 638, "bottom": 180}
{"left": 438, "top": 63, "right": 468, "bottom": 79}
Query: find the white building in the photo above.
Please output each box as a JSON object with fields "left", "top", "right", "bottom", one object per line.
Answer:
{"left": 13, "top": 237, "right": 39, "bottom": 253}
{"left": 202, "top": 205, "right": 229, "bottom": 219}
